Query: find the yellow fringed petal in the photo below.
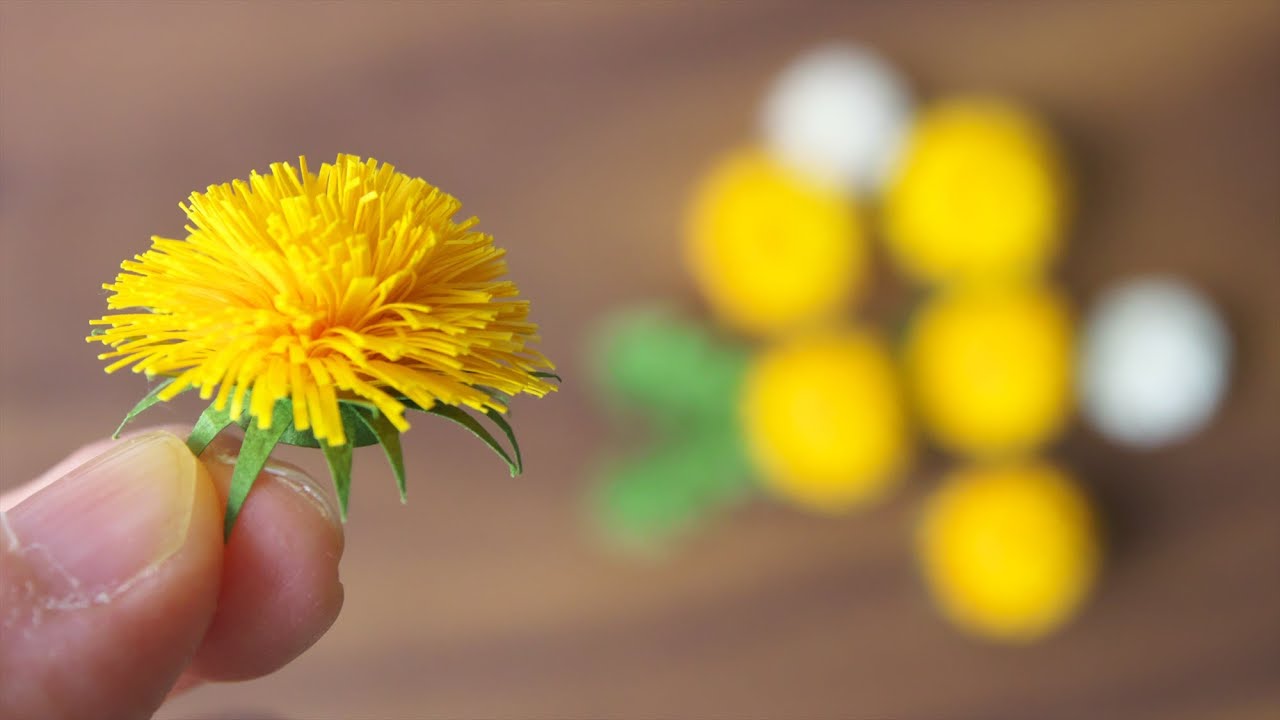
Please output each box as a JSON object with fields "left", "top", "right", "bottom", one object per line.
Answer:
{"left": 89, "top": 154, "right": 555, "bottom": 445}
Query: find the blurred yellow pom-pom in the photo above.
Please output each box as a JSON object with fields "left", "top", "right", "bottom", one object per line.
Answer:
{"left": 885, "top": 99, "right": 1066, "bottom": 284}
{"left": 907, "top": 283, "right": 1074, "bottom": 457}
{"left": 917, "top": 462, "right": 1099, "bottom": 642}
{"left": 742, "top": 330, "right": 909, "bottom": 512}
{"left": 686, "top": 150, "right": 863, "bottom": 336}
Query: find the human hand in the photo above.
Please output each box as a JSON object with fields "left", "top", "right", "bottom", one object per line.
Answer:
{"left": 1, "top": 429, "right": 345, "bottom": 720}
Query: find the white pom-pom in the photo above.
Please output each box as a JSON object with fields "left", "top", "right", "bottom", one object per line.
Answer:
{"left": 761, "top": 44, "right": 913, "bottom": 195}
{"left": 1081, "top": 277, "right": 1232, "bottom": 448}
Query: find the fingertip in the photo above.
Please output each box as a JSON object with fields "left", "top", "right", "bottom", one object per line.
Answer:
{"left": 0, "top": 431, "right": 224, "bottom": 719}
{"left": 2, "top": 424, "right": 194, "bottom": 511}
{"left": 186, "top": 439, "right": 346, "bottom": 682}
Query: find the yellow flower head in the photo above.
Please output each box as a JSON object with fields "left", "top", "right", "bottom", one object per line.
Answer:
{"left": 916, "top": 462, "right": 1099, "bottom": 642}
{"left": 741, "top": 330, "right": 909, "bottom": 512}
{"left": 90, "top": 154, "right": 554, "bottom": 447}
{"left": 685, "top": 150, "right": 864, "bottom": 336}
{"left": 89, "top": 155, "right": 557, "bottom": 536}
{"left": 885, "top": 99, "right": 1067, "bottom": 284}
{"left": 906, "top": 282, "right": 1073, "bottom": 457}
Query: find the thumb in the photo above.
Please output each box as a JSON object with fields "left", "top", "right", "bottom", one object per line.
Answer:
{"left": 1, "top": 431, "right": 223, "bottom": 720}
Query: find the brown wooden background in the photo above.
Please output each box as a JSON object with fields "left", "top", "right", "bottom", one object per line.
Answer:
{"left": 2, "top": 3, "right": 1278, "bottom": 718}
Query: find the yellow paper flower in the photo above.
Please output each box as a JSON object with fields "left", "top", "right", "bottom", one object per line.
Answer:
{"left": 916, "top": 462, "right": 1099, "bottom": 642}
{"left": 906, "top": 283, "right": 1073, "bottom": 457}
{"left": 741, "top": 330, "right": 909, "bottom": 512}
{"left": 686, "top": 150, "right": 863, "bottom": 336}
{"left": 89, "top": 154, "right": 555, "bottom": 533}
{"left": 885, "top": 99, "right": 1066, "bottom": 284}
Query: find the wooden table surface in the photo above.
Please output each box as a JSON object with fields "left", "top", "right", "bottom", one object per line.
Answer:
{"left": 2, "top": 3, "right": 1278, "bottom": 718}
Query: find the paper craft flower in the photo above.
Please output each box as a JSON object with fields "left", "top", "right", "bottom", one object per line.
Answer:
{"left": 1081, "top": 277, "right": 1231, "bottom": 448}
{"left": 905, "top": 282, "right": 1073, "bottom": 457}
{"left": 761, "top": 43, "right": 914, "bottom": 194}
{"left": 916, "top": 462, "right": 1099, "bottom": 642}
{"left": 885, "top": 99, "right": 1067, "bottom": 284}
{"left": 741, "top": 330, "right": 909, "bottom": 512}
{"left": 89, "top": 154, "right": 556, "bottom": 537}
{"left": 685, "top": 150, "right": 864, "bottom": 336}
{"left": 590, "top": 308, "right": 754, "bottom": 547}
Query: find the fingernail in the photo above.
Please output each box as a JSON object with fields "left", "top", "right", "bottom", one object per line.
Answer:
{"left": 8, "top": 432, "right": 198, "bottom": 592}
{"left": 262, "top": 461, "right": 342, "bottom": 527}
{"left": 205, "top": 445, "right": 341, "bottom": 530}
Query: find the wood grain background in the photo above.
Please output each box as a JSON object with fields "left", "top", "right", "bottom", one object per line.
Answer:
{"left": 2, "top": 3, "right": 1278, "bottom": 718}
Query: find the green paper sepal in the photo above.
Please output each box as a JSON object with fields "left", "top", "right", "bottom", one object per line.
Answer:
{"left": 188, "top": 398, "right": 394, "bottom": 537}
{"left": 224, "top": 401, "right": 291, "bottom": 539}
{"left": 113, "top": 377, "right": 187, "bottom": 438}
{"left": 483, "top": 408, "right": 524, "bottom": 475}
{"left": 402, "top": 400, "right": 521, "bottom": 477}
{"left": 187, "top": 403, "right": 236, "bottom": 456}
{"left": 320, "top": 438, "right": 354, "bottom": 521}
{"left": 112, "top": 379, "right": 546, "bottom": 538}
{"left": 354, "top": 408, "right": 408, "bottom": 503}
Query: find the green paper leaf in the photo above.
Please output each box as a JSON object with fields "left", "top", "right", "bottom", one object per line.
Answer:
{"left": 594, "top": 449, "right": 702, "bottom": 546}
{"left": 187, "top": 403, "right": 235, "bottom": 456}
{"left": 484, "top": 408, "right": 523, "bottom": 475}
{"left": 421, "top": 403, "right": 519, "bottom": 477}
{"left": 114, "top": 377, "right": 179, "bottom": 438}
{"left": 224, "top": 406, "right": 290, "bottom": 539}
{"left": 592, "top": 307, "right": 748, "bottom": 428}
{"left": 594, "top": 434, "right": 756, "bottom": 548}
{"left": 354, "top": 408, "right": 408, "bottom": 503}
{"left": 320, "top": 438, "right": 354, "bottom": 521}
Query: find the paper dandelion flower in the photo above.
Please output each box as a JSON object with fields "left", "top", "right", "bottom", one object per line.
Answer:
{"left": 89, "top": 154, "right": 557, "bottom": 537}
{"left": 916, "top": 461, "right": 1099, "bottom": 642}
